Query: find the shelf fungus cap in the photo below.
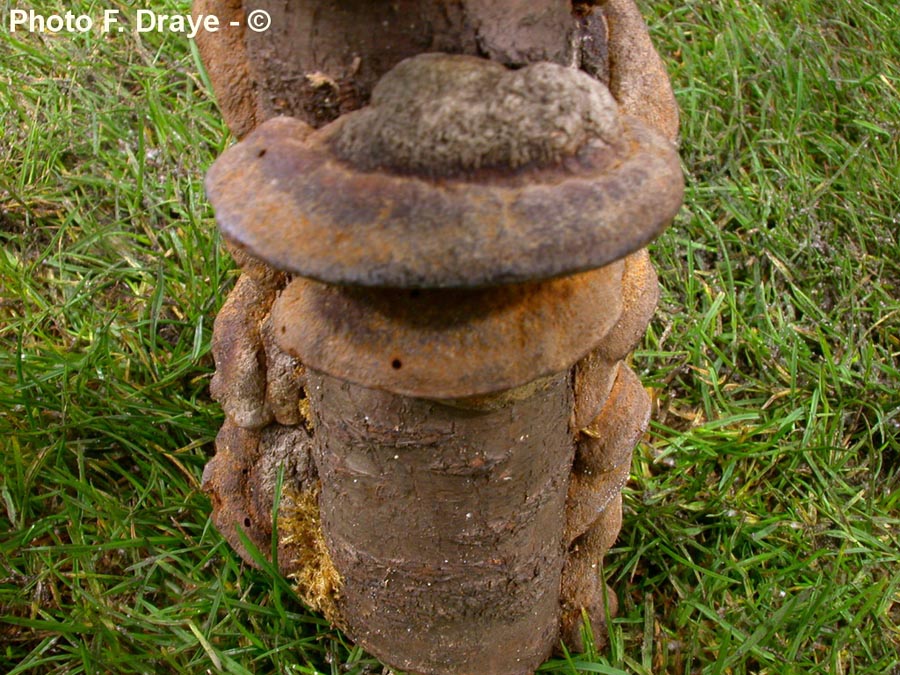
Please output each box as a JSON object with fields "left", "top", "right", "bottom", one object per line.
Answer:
{"left": 270, "top": 264, "right": 623, "bottom": 400}
{"left": 206, "top": 53, "right": 684, "bottom": 289}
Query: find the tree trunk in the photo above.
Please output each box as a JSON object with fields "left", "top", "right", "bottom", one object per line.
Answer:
{"left": 307, "top": 369, "right": 576, "bottom": 675}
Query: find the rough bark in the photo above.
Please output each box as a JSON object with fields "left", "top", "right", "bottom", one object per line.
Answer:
{"left": 602, "top": 0, "right": 680, "bottom": 142}
{"left": 193, "top": 0, "right": 677, "bottom": 141}
{"left": 573, "top": 248, "right": 659, "bottom": 430}
{"left": 559, "top": 496, "right": 622, "bottom": 649}
{"left": 463, "top": 0, "right": 577, "bottom": 66}
{"left": 560, "top": 362, "right": 650, "bottom": 650}
{"left": 194, "top": 0, "right": 595, "bottom": 135}
{"left": 192, "top": 0, "right": 258, "bottom": 138}
{"left": 260, "top": 313, "right": 305, "bottom": 427}
{"left": 209, "top": 273, "right": 278, "bottom": 429}
{"left": 563, "top": 247, "right": 659, "bottom": 649}
{"left": 243, "top": 0, "right": 475, "bottom": 127}
{"left": 202, "top": 419, "right": 317, "bottom": 570}
{"left": 566, "top": 364, "right": 649, "bottom": 544}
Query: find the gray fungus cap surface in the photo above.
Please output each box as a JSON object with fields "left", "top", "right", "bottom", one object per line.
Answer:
{"left": 334, "top": 53, "right": 623, "bottom": 174}
{"left": 206, "top": 53, "right": 684, "bottom": 288}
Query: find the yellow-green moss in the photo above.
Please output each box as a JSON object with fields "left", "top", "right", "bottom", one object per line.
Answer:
{"left": 279, "top": 487, "right": 342, "bottom": 624}
{"left": 297, "top": 394, "right": 315, "bottom": 432}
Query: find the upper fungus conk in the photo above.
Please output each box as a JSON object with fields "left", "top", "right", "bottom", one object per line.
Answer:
{"left": 206, "top": 54, "right": 683, "bottom": 289}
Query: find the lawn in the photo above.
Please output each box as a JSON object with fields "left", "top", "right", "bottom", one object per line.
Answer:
{"left": 1, "top": 1, "right": 898, "bottom": 674}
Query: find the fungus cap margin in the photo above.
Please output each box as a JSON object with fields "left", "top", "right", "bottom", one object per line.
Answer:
{"left": 206, "top": 113, "right": 682, "bottom": 288}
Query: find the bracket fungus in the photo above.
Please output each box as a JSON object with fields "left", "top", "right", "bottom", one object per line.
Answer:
{"left": 196, "top": 2, "right": 683, "bottom": 675}
{"left": 207, "top": 56, "right": 682, "bottom": 289}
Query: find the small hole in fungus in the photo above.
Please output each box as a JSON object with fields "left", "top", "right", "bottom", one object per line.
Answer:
{"left": 243, "top": 517, "right": 252, "bottom": 528}
{"left": 257, "top": 149, "right": 267, "bottom": 158}
{"left": 391, "top": 359, "right": 402, "bottom": 370}
{"left": 280, "top": 325, "right": 286, "bottom": 334}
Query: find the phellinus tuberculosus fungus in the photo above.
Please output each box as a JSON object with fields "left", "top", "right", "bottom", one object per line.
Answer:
{"left": 195, "top": 2, "right": 683, "bottom": 674}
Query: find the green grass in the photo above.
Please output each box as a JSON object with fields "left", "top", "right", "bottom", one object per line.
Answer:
{"left": 1, "top": 1, "right": 898, "bottom": 674}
